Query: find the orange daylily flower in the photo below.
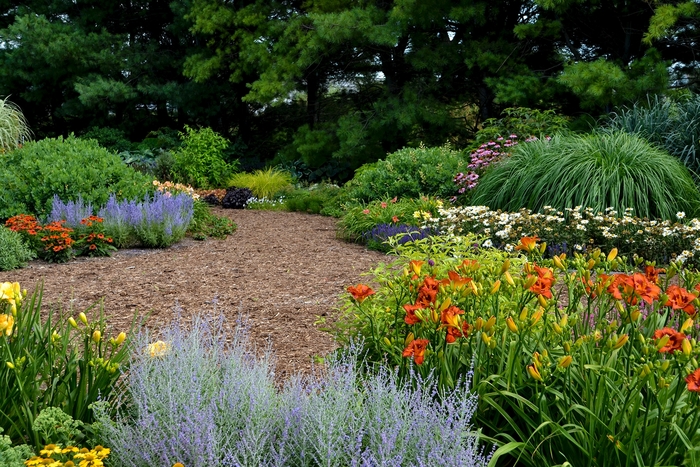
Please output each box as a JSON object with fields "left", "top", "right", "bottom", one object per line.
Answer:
{"left": 409, "top": 260, "right": 424, "bottom": 276}
{"left": 402, "top": 338, "right": 430, "bottom": 365}
{"left": 653, "top": 327, "right": 686, "bottom": 353}
{"left": 527, "top": 265, "right": 555, "bottom": 299}
{"left": 665, "top": 285, "right": 697, "bottom": 316}
{"left": 415, "top": 277, "right": 439, "bottom": 306}
{"left": 605, "top": 273, "right": 660, "bottom": 305}
{"left": 403, "top": 304, "right": 424, "bottom": 325}
{"left": 644, "top": 265, "right": 665, "bottom": 284}
{"left": 686, "top": 368, "right": 700, "bottom": 392}
{"left": 441, "top": 270, "right": 472, "bottom": 289}
{"left": 347, "top": 284, "right": 376, "bottom": 302}
{"left": 515, "top": 236, "right": 540, "bottom": 253}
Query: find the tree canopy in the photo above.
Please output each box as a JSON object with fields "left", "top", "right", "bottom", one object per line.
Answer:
{"left": 0, "top": 0, "right": 697, "bottom": 177}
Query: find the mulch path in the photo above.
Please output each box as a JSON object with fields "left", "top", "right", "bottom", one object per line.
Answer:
{"left": 0, "top": 209, "right": 387, "bottom": 379}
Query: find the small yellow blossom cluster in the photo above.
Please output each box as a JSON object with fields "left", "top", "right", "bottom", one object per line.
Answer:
{"left": 0, "top": 282, "right": 23, "bottom": 316}
{"left": 152, "top": 180, "right": 200, "bottom": 200}
{"left": 427, "top": 205, "right": 700, "bottom": 265}
{"left": 147, "top": 340, "right": 170, "bottom": 357}
{"left": 25, "top": 444, "right": 110, "bottom": 467}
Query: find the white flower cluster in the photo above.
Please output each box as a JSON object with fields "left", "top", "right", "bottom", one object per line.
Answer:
{"left": 425, "top": 205, "right": 700, "bottom": 265}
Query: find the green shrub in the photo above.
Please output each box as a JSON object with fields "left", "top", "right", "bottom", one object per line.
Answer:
{"left": 607, "top": 94, "right": 700, "bottom": 176}
{"left": 0, "top": 226, "right": 35, "bottom": 271}
{"left": 228, "top": 167, "right": 293, "bottom": 199}
{"left": 471, "top": 130, "right": 700, "bottom": 220}
{"left": 283, "top": 184, "right": 345, "bottom": 216}
{"left": 0, "top": 97, "right": 31, "bottom": 153}
{"left": 171, "top": 126, "right": 238, "bottom": 189}
{"left": 81, "top": 127, "right": 133, "bottom": 153}
{"left": 344, "top": 144, "right": 469, "bottom": 202}
{"left": 0, "top": 135, "right": 152, "bottom": 219}
{"left": 187, "top": 200, "right": 237, "bottom": 240}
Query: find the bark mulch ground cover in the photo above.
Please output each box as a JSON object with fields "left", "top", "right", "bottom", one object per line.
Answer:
{"left": 0, "top": 209, "right": 387, "bottom": 379}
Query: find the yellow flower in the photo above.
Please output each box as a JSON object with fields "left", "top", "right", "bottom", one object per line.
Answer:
{"left": 527, "top": 364, "right": 543, "bottom": 381}
{"left": 92, "top": 330, "right": 101, "bottom": 343}
{"left": 0, "top": 314, "right": 14, "bottom": 336}
{"left": 40, "top": 444, "right": 62, "bottom": 456}
{"left": 147, "top": 341, "right": 170, "bottom": 358}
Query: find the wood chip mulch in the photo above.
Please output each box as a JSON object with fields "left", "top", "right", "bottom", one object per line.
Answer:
{"left": 0, "top": 209, "right": 388, "bottom": 379}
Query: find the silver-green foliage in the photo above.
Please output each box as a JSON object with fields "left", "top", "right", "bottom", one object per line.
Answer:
{"left": 0, "top": 98, "right": 31, "bottom": 153}
{"left": 608, "top": 94, "right": 700, "bottom": 175}
{"left": 0, "top": 226, "right": 35, "bottom": 271}
{"left": 472, "top": 130, "right": 700, "bottom": 220}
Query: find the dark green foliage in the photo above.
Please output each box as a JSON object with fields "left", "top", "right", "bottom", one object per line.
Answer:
{"left": 82, "top": 127, "right": 134, "bottom": 153}
{"left": 607, "top": 94, "right": 700, "bottom": 175}
{"left": 0, "top": 135, "right": 152, "bottom": 219}
{"left": 473, "top": 107, "right": 571, "bottom": 147}
{"left": 0, "top": 226, "right": 35, "bottom": 270}
{"left": 471, "top": 131, "right": 700, "bottom": 220}
{"left": 344, "top": 145, "right": 469, "bottom": 202}
{"left": 187, "top": 200, "right": 237, "bottom": 240}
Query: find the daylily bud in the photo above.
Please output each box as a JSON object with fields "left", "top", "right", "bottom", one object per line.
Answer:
{"left": 483, "top": 316, "right": 496, "bottom": 332}
{"left": 537, "top": 294, "right": 547, "bottom": 308}
{"left": 474, "top": 317, "right": 483, "bottom": 331}
{"left": 558, "top": 355, "right": 573, "bottom": 369}
{"left": 523, "top": 275, "right": 538, "bottom": 289}
{"left": 613, "top": 334, "right": 629, "bottom": 350}
{"left": 92, "top": 330, "right": 101, "bottom": 343}
{"left": 506, "top": 317, "right": 518, "bottom": 333}
{"left": 553, "top": 322, "right": 563, "bottom": 334}
{"left": 560, "top": 314, "right": 568, "bottom": 327}
{"left": 490, "top": 280, "right": 501, "bottom": 295}
{"left": 6, "top": 361, "right": 14, "bottom": 369}
{"left": 656, "top": 335, "right": 671, "bottom": 351}
{"left": 587, "top": 259, "right": 595, "bottom": 270}
{"left": 470, "top": 280, "right": 479, "bottom": 296}
{"left": 524, "top": 263, "right": 534, "bottom": 274}
{"left": 553, "top": 255, "right": 565, "bottom": 270}
{"left": 592, "top": 249, "right": 601, "bottom": 260}
{"left": 681, "top": 318, "right": 694, "bottom": 333}
{"left": 531, "top": 309, "right": 543, "bottom": 326}
{"left": 660, "top": 360, "right": 670, "bottom": 372}
{"left": 431, "top": 309, "right": 439, "bottom": 323}
{"left": 683, "top": 338, "right": 692, "bottom": 357}
{"left": 114, "top": 332, "right": 126, "bottom": 346}
{"left": 500, "top": 259, "right": 510, "bottom": 274}
{"left": 640, "top": 363, "right": 651, "bottom": 377}
{"left": 563, "top": 341, "right": 571, "bottom": 352}
{"left": 607, "top": 248, "right": 618, "bottom": 262}
{"left": 79, "top": 312, "right": 88, "bottom": 325}
{"left": 68, "top": 317, "right": 78, "bottom": 329}
{"left": 383, "top": 337, "right": 392, "bottom": 347}
{"left": 405, "top": 332, "right": 415, "bottom": 346}
{"left": 439, "top": 297, "right": 452, "bottom": 312}
{"left": 527, "top": 364, "right": 543, "bottom": 381}
{"left": 539, "top": 242, "right": 547, "bottom": 254}
{"left": 481, "top": 333, "right": 491, "bottom": 345}
{"left": 520, "top": 307, "right": 529, "bottom": 321}
{"left": 504, "top": 271, "right": 515, "bottom": 287}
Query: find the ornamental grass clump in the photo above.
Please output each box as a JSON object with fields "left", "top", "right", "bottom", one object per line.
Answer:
{"left": 338, "top": 234, "right": 700, "bottom": 466}
{"left": 471, "top": 131, "right": 700, "bottom": 220}
{"left": 95, "top": 314, "right": 491, "bottom": 467}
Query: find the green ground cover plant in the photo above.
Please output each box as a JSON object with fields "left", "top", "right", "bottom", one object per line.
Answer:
{"left": 471, "top": 131, "right": 700, "bottom": 220}
{"left": 283, "top": 184, "right": 346, "bottom": 217}
{"left": 339, "top": 234, "right": 700, "bottom": 466}
{"left": 0, "top": 135, "right": 152, "bottom": 219}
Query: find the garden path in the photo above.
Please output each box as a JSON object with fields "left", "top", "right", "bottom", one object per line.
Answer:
{"left": 0, "top": 209, "right": 387, "bottom": 378}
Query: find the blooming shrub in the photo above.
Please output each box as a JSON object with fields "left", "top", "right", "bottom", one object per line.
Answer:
{"left": 426, "top": 204, "right": 700, "bottom": 267}
{"left": 0, "top": 282, "right": 132, "bottom": 448}
{"left": 5, "top": 215, "right": 76, "bottom": 263}
{"left": 95, "top": 315, "right": 491, "bottom": 467}
{"left": 338, "top": 235, "right": 700, "bottom": 466}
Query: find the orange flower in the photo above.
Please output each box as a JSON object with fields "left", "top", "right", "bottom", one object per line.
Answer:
{"left": 653, "top": 327, "right": 686, "bottom": 353}
{"left": 528, "top": 266, "right": 555, "bottom": 299}
{"left": 392, "top": 216, "right": 399, "bottom": 223}
{"left": 644, "top": 265, "right": 665, "bottom": 284}
{"left": 515, "top": 236, "right": 540, "bottom": 253}
{"left": 403, "top": 303, "right": 423, "bottom": 325}
{"left": 441, "top": 270, "right": 471, "bottom": 289}
{"left": 416, "top": 277, "right": 439, "bottom": 306}
{"left": 686, "top": 368, "right": 700, "bottom": 392}
{"left": 606, "top": 273, "right": 660, "bottom": 305}
{"left": 665, "top": 285, "right": 697, "bottom": 316}
{"left": 402, "top": 338, "right": 429, "bottom": 365}
{"left": 347, "top": 284, "right": 375, "bottom": 302}
{"left": 409, "top": 260, "right": 424, "bottom": 276}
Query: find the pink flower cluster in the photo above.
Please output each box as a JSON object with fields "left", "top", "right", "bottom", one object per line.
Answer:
{"left": 453, "top": 172, "right": 479, "bottom": 192}
{"left": 468, "top": 135, "right": 519, "bottom": 170}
